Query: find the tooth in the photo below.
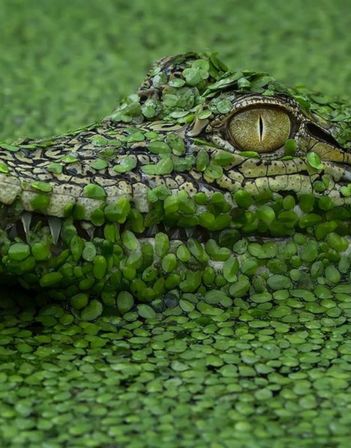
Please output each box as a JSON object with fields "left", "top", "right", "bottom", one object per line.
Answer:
{"left": 146, "top": 224, "right": 158, "bottom": 237}
{"left": 21, "top": 212, "right": 32, "bottom": 238}
{"left": 8, "top": 224, "right": 17, "bottom": 240}
{"left": 185, "top": 228, "right": 194, "bottom": 238}
{"left": 81, "top": 221, "right": 94, "bottom": 239}
{"left": 170, "top": 229, "right": 181, "bottom": 240}
{"left": 48, "top": 217, "right": 62, "bottom": 244}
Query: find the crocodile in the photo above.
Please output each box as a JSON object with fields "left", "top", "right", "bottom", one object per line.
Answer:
{"left": 1, "top": 52, "right": 351, "bottom": 318}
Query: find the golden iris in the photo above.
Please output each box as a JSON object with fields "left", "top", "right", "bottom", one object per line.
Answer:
{"left": 228, "top": 106, "right": 291, "bottom": 152}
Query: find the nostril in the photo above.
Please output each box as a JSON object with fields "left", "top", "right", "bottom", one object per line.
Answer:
{"left": 305, "top": 122, "right": 341, "bottom": 147}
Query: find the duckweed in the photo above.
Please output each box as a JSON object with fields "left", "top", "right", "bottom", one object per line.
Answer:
{"left": 2, "top": 10, "right": 351, "bottom": 444}
{"left": 83, "top": 184, "right": 106, "bottom": 200}
{"left": 1, "top": 281, "right": 351, "bottom": 446}
{"left": 8, "top": 243, "right": 30, "bottom": 262}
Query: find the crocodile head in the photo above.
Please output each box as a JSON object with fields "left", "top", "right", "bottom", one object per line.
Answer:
{"left": 0, "top": 52, "right": 350, "bottom": 311}
{"left": 134, "top": 54, "right": 351, "bottom": 201}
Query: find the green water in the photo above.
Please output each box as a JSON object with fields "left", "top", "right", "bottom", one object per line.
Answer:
{"left": 1, "top": 1, "right": 351, "bottom": 447}
{"left": 1, "top": 0, "right": 351, "bottom": 141}
{"left": 1, "top": 280, "right": 351, "bottom": 447}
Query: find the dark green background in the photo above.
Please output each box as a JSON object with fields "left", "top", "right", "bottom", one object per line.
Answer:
{"left": 1, "top": 0, "right": 350, "bottom": 141}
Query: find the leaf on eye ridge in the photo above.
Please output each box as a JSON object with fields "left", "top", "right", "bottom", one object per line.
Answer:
{"left": 209, "top": 96, "right": 233, "bottom": 114}
{"left": 293, "top": 95, "right": 311, "bottom": 111}
{"left": 250, "top": 75, "right": 275, "bottom": 91}
{"left": 204, "top": 71, "right": 243, "bottom": 93}
{"left": 310, "top": 94, "right": 331, "bottom": 105}
{"left": 197, "top": 109, "right": 212, "bottom": 119}
{"left": 168, "top": 78, "right": 186, "bottom": 88}
{"left": 216, "top": 98, "right": 233, "bottom": 114}
{"left": 183, "top": 59, "right": 210, "bottom": 86}
{"left": 238, "top": 77, "right": 251, "bottom": 89}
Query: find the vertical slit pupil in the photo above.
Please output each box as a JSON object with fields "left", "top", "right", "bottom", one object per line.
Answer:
{"left": 259, "top": 115, "right": 264, "bottom": 142}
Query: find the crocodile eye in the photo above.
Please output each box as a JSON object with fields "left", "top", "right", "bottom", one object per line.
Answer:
{"left": 228, "top": 107, "right": 291, "bottom": 152}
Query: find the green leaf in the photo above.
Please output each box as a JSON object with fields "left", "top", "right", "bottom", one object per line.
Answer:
{"left": 238, "top": 77, "right": 251, "bottom": 89}
{"left": 39, "top": 272, "right": 63, "bottom": 287}
{"left": 148, "top": 141, "right": 171, "bottom": 155}
{"left": 205, "top": 71, "right": 242, "bottom": 92}
{"left": 61, "top": 154, "right": 78, "bottom": 164}
{"left": 147, "top": 185, "right": 171, "bottom": 203}
{"left": 117, "top": 291, "right": 134, "bottom": 314}
{"left": 8, "top": 243, "right": 30, "bottom": 261}
{"left": 142, "top": 158, "right": 173, "bottom": 175}
{"left": 183, "top": 59, "right": 209, "bottom": 86}
{"left": 90, "top": 158, "right": 108, "bottom": 170}
{"left": 307, "top": 151, "right": 324, "bottom": 170}
{"left": 0, "top": 143, "right": 19, "bottom": 152}
{"left": 212, "top": 150, "right": 235, "bottom": 167}
{"left": 83, "top": 184, "right": 106, "bottom": 200}
{"left": 196, "top": 149, "right": 210, "bottom": 171}
{"left": 166, "top": 133, "right": 185, "bottom": 155}
{"left": 284, "top": 139, "right": 298, "bottom": 156}
{"left": 204, "top": 162, "right": 223, "bottom": 180}
{"left": 216, "top": 98, "right": 232, "bottom": 114}
{"left": 223, "top": 256, "right": 239, "bottom": 282}
{"left": 113, "top": 155, "right": 137, "bottom": 174}
{"left": 137, "top": 304, "right": 156, "bottom": 319}
{"left": 122, "top": 230, "right": 139, "bottom": 251}
{"left": 31, "top": 193, "right": 50, "bottom": 211}
{"left": 31, "top": 181, "right": 52, "bottom": 193}
{"left": 141, "top": 99, "right": 159, "bottom": 118}
{"left": 47, "top": 162, "right": 63, "bottom": 174}
{"left": 0, "top": 161, "right": 9, "bottom": 174}
{"left": 168, "top": 78, "right": 185, "bottom": 88}
{"left": 80, "top": 300, "right": 103, "bottom": 321}
{"left": 155, "top": 233, "right": 169, "bottom": 258}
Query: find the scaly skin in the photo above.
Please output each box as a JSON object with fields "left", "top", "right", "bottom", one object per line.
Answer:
{"left": 0, "top": 53, "right": 351, "bottom": 318}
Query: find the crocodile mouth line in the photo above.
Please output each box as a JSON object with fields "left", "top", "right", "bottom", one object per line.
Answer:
{"left": 0, "top": 208, "right": 213, "bottom": 246}
{"left": 1, "top": 158, "right": 351, "bottom": 237}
